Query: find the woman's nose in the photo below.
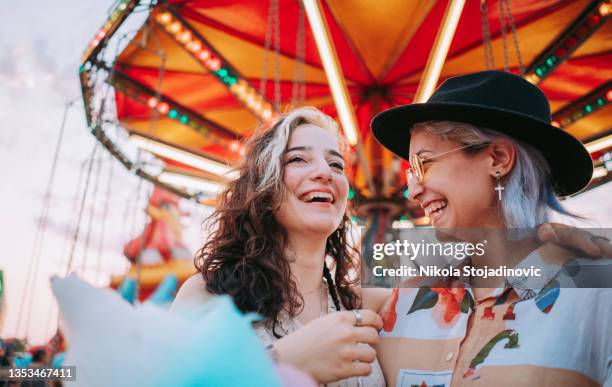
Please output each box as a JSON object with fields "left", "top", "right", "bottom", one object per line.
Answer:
{"left": 311, "top": 159, "right": 333, "bottom": 181}
{"left": 407, "top": 175, "right": 424, "bottom": 201}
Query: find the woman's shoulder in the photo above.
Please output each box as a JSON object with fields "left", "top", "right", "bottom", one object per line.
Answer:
{"left": 170, "top": 273, "right": 214, "bottom": 313}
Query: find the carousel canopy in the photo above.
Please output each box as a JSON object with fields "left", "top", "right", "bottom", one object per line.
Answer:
{"left": 80, "top": 0, "right": 612, "bottom": 220}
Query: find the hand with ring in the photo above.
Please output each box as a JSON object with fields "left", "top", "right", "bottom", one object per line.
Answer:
{"left": 272, "top": 309, "right": 382, "bottom": 384}
{"left": 352, "top": 309, "right": 363, "bottom": 326}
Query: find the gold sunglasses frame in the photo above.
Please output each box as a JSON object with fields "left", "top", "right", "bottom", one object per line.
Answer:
{"left": 406, "top": 142, "right": 491, "bottom": 186}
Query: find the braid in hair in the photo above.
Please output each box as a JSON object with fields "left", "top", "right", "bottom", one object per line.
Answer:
{"left": 323, "top": 261, "right": 341, "bottom": 311}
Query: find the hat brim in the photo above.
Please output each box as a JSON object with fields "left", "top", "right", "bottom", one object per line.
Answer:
{"left": 371, "top": 102, "right": 593, "bottom": 196}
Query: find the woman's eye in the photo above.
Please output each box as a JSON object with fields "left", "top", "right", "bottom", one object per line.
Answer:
{"left": 330, "top": 162, "right": 344, "bottom": 171}
{"left": 287, "top": 156, "right": 305, "bottom": 164}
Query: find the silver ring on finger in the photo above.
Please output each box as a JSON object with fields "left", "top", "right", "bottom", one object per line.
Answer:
{"left": 591, "top": 235, "right": 610, "bottom": 243}
{"left": 352, "top": 309, "right": 363, "bottom": 327}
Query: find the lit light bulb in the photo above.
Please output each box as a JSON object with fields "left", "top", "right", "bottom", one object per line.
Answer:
{"left": 188, "top": 41, "right": 202, "bottom": 52}
{"left": 247, "top": 97, "right": 256, "bottom": 109}
{"left": 147, "top": 97, "right": 158, "bottom": 108}
{"left": 262, "top": 105, "right": 273, "bottom": 120}
{"left": 168, "top": 21, "right": 181, "bottom": 34}
{"left": 156, "top": 12, "right": 172, "bottom": 25}
{"left": 253, "top": 98, "right": 263, "bottom": 112}
{"left": 157, "top": 102, "right": 170, "bottom": 114}
{"left": 237, "top": 87, "right": 248, "bottom": 98}
{"left": 178, "top": 30, "right": 191, "bottom": 43}
{"left": 207, "top": 57, "right": 221, "bottom": 71}
{"left": 197, "top": 49, "right": 210, "bottom": 61}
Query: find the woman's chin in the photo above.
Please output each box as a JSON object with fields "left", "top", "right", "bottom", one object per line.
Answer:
{"left": 431, "top": 206, "right": 451, "bottom": 228}
{"left": 302, "top": 219, "right": 341, "bottom": 236}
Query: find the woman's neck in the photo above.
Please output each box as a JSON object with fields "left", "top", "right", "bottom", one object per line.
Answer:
{"left": 286, "top": 233, "right": 327, "bottom": 295}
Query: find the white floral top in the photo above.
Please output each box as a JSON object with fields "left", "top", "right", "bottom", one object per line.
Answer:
{"left": 253, "top": 281, "right": 386, "bottom": 387}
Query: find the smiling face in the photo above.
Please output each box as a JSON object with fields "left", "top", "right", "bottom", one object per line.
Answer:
{"left": 407, "top": 128, "right": 502, "bottom": 229}
{"left": 274, "top": 124, "right": 349, "bottom": 237}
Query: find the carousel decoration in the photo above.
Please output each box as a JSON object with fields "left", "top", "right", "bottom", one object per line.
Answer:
{"left": 77, "top": 0, "right": 612, "bottom": 224}
{"left": 110, "top": 186, "right": 195, "bottom": 301}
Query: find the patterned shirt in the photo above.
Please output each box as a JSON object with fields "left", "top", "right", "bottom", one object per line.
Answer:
{"left": 377, "top": 248, "right": 612, "bottom": 387}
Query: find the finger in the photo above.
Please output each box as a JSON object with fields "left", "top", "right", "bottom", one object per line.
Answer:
{"left": 592, "top": 235, "right": 612, "bottom": 258}
{"left": 347, "top": 362, "right": 373, "bottom": 378}
{"left": 349, "top": 344, "right": 377, "bottom": 363}
{"left": 352, "top": 326, "right": 380, "bottom": 346}
{"left": 346, "top": 309, "right": 383, "bottom": 330}
{"left": 536, "top": 223, "right": 556, "bottom": 242}
{"left": 538, "top": 223, "right": 600, "bottom": 256}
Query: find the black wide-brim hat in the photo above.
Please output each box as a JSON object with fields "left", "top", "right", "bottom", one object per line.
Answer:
{"left": 371, "top": 70, "right": 593, "bottom": 196}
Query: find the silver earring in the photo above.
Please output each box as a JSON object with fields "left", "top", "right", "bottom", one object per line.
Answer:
{"left": 494, "top": 171, "right": 504, "bottom": 201}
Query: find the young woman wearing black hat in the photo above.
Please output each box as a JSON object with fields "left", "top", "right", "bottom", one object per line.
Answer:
{"left": 372, "top": 71, "right": 611, "bottom": 386}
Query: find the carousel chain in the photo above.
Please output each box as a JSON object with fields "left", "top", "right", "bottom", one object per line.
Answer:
{"left": 272, "top": 0, "right": 281, "bottom": 111}
{"left": 16, "top": 100, "right": 75, "bottom": 338}
{"left": 480, "top": 0, "right": 494, "bottom": 70}
{"left": 120, "top": 168, "right": 137, "bottom": 246}
{"left": 80, "top": 154, "right": 104, "bottom": 277}
{"left": 148, "top": 55, "right": 167, "bottom": 135}
{"left": 292, "top": 1, "right": 306, "bottom": 106}
{"left": 95, "top": 152, "right": 115, "bottom": 282}
{"left": 133, "top": 178, "right": 154, "bottom": 297}
{"left": 59, "top": 156, "right": 89, "bottom": 270}
{"left": 65, "top": 142, "right": 100, "bottom": 276}
{"left": 504, "top": 0, "right": 524, "bottom": 75}
{"left": 499, "top": 0, "right": 510, "bottom": 72}
{"left": 260, "top": 0, "right": 275, "bottom": 101}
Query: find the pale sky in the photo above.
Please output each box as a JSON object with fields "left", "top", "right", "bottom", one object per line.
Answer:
{"left": 0, "top": 1, "right": 212, "bottom": 345}
{"left": 0, "top": 1, "right": 610, "bottom": 346}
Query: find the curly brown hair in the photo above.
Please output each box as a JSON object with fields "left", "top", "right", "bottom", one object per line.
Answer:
{"left": 195, "top": 107, "right": 360, "bottom": 337}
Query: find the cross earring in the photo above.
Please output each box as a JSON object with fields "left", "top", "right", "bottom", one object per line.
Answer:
{"left": 494, "top": 171, "right": 504, "bottom": 201}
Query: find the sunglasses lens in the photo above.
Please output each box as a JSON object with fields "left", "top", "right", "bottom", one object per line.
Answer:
{"left": 411, "top": 155, "right": 422, "bottom": 183}
{"left": 406, "top": 169, "right": 414, "bottom": 185}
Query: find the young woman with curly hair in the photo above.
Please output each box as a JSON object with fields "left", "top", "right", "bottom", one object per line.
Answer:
{"left": 172, "top": 107, "right": 385, "bottom": 387}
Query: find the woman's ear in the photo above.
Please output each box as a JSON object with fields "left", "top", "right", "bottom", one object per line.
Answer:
{"left": 487, "top": 138, "right": 516, "bottom": 177}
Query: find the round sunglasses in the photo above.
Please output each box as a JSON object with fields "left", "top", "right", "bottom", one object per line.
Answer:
{"left": 406, "top": 142, "right": 491, "bottom": 187}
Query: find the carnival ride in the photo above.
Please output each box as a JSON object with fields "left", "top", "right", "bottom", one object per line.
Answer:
{"left": 13, "top": 0, "right": 612, "bottom": 349}
{"left": 80, "top": 0, "right": 612, "bottom": 222}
